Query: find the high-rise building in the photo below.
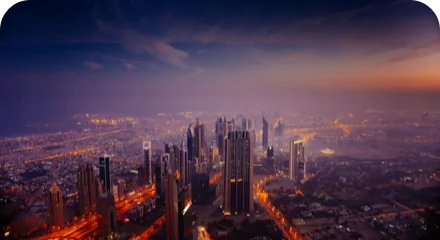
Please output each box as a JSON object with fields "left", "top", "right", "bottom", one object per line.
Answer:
{"left": 165, "top": 143, "right": 176, "bottom": 172}
{"left": 178, "top": 189, "right": 190, "bottom": 240}
{"left": 86, "top": 164, "right": 97, "bottom": 206}
{"left": 138, "top": 166, "right": 147, "bottom": 186}
{"left": 48, "top": 182, "right": 64, "bottom": 227}
{"left": 262, "top": 115, "right": 269, "bottom": 150}
{"left": 191, "top": 173, "right": 210, "bottom": 205}
{"left": 155, "top": 161, "right": 163, "bottom": 197}
{"left": 187, "top": 125, "right": 194, "bottom": 162}
{"left": 179, "top": 148, "right": 188, "bottom": 188}
{"left": 223, "top": 131, "right": 254, "bottom": 215}
{"left": 289, "top": 138, "right": 304, "bottom": 180}
{"left": 99, "top": 155, "right": 111, "bottom": 193}
{"left": 117, "top": 180, "right": 125, "bottom": 199}
{"left": 96, "top": 193, "right": 117, "bottom": 235}
{"left": 267, "top": 146, "right": 275, "bottom": 170}
{"left": 77, "top": 166, "right": 90, "bottom": 215}
{"left": 173, "top": 144, "right": 181, "bottom": 175}
{"left": 274, "top": 117, "right": 285, "bottom": 137}
{"left": 242, "top": 118, "right": 249, "bottom": 131}
{"left": 194, "top": 118, "right": 205, "bottom": 162}
{"left": 165, "top": 174, "right": 179, "bottom": 240}
{"left": 143, "top": 141, "right": 153, "bottom": 185}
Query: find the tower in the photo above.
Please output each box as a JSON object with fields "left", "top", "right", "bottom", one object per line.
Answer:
{"left": 262, "top": 115, "right": 269, "bottom": 150}
{"left": 165, "top": 174, "right": 179, "bottom": 240}
{"left": 143, "top": 141, "right": 153, "bottom": 185}
{"left": 187, "top": 125, "right": 194, "bottom": 162}
{"left": 99, "top": 154, "right": 111, "bottom": 193}
{"left": 77, "top": 165, "right": 90, "bottom": 215}
{"left": 48, "top": 182, "right": 64, "bottom": 227}
{"left": 267, "top": 146, "right": 274, "bottom": 170}
{"left": 223, "top": 131, "right": 253, "bottom": 215}
{"left": 96, "top": 193, "right": 117, "bottom": 235}
{"left": 289, "top": 138, "right": 303, "bottom": 180}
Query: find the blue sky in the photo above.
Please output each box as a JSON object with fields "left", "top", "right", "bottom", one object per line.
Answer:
{"left": 0, "top": 0, "right": 439, "bottom": 133}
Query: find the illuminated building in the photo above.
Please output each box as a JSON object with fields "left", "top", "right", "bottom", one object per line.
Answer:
{"left": 143, "top": 141, "right": 153, "bottom": 185}
{"left": 48, "top": 182, "right": 64, "bottom": 227}
{"left": 194, "top": 118, "right": 205, "bottom": 162}
{"left": 155, "top": 161, "right": 163, "bottom": 197}
{"left": 262, "top": 115, "right": 269, "bottom": 150}
{"left": 99, "top": 154, "right": 111, "bottom": 193}
{"left": 223, "top": 131, "right": 254, "bottom": 215}
{"left": 165, "top": 174, "right": 179, "bottom": 240}
{"left": 179, "top": 148, "right": 188, "bottom": 188}
{"left": 173, "top": 144, "right": 181, "bottom": 174}
{"left": 191, "top": 173, "right": 210, "bottom": 205}
{"left": 289, "top": 138, "right": 304, "bottom": 180}
{"left": 187, "top": 124, "right": 194, "bottom": 162}
{"left": 117, "top": 180, "right": 125, "bottom": 199}
{"left": 96, "top": 193, "right": 117, "bottom": 235}
{"left": 267, "top": 146, "right": 275, "bottom": 170}
{"left": 77, "top": 163, "right": 96, "bottom": 215}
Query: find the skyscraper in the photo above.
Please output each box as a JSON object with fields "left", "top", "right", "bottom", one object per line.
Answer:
{"left": 262, "top": 115, "right": 269, "bottom": 150}
{"left": 99, "top": 154, "right": 111, "bottom": 193}
{"left": 165, "top": 143, "right": 175, "bottom": 172}
{"left": 96, "top": 193, "right": 117, "bottom": 235}
{"left": 143, "top": 141, "right": 153, "bottom": 185}
{"left": 138, "top": 166, "right": 147, "bottom": 186}
{"left": 77, "top": 165, "right": 90, "bottom": 215}
{"left": 86, "top": 164, "right": 97, "bottom": 207}
{"left": 173, "top": 144, "right": 181, "bottom": 175}
{"left": 179, "top": 148, "right": 188, "bottom": 188}
{"left": 191, "top": 173, "right": 210, "bottom": 205}
{"left": 155, "top": 160, "right": 163, "bottom": 197}
{"left": 223, "top": 131, "right": 254, "bottom": 215}
{"left": 242, "top": 118, "right": 249, "bottom": 131}
{"left": 165, "top": 174, "right": 179, "bottom": 240}
{"left": 194, "top": 118, "right": 205, "bottom": 162}
{"left": 48, "top": 182, "right": 64, "bottom": 227}
{"left": 187, "top": 124, "right": 194, "bottom": 162}
{"left": 274, "top": 117, "right": 284, "bottom": 137}
{"left": 267, "top": 146, "right": 275, "bottom": 170}
{"left": 289, "top": 138, "right": 303, "bottom": 180}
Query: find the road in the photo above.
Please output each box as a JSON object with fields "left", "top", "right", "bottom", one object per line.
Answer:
{"left": 255, "top": 174, "right": 308, "bottom": 240}
{"left": 32, "top": 185, "right": 155, "bottom": 240}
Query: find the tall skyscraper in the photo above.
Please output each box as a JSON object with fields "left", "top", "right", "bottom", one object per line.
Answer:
{"left": 77, "top": 166, "right": 90, "bottom": 214}
{"left": 223, "top": 131, "right": 254, "bottom": 215}
{"left": 48, "top": 182, "right": 64, "bottom": 227}
{"left": 86, "top": 164, "right": 97, "bottom": 206}
{"left": 165, "top": 143, "right": 176, "bottom": 172}
{"left": 143, "top": 141, "right": 152, "bottom": 185}
{"left": 138, "top": 166, "right": 147, "bottom": 186}
{"left": 179, "top": 148, "right": 188, "bottom": 188}
{"left": 242, "top": 118, "right": 249, "bottom": 131}
{"left": 96, "top": 193, "right": 117, "bottom": 235}
{"left": 187, "top": 125, "right": 194, "bottom": 161}
{"left": 267, "top": 146, "right": 275, "bottom": 170}
{"left": 289, "top": 138, "right": 303, "bottom": 180}
{"left": 274, "top": 117, "right": 285, "bottom": 137}
{"left": 99, "top": 155, "right": 111, "bottom": 193}
{"left": 194, "top": 118, "right": 205, "bottom": 162}
{"left": 262, "top": 115, "right": 269, "bottom": 150}
{"left": 155, "top": 161, "right": 163, "bottom": 197}
{"left": 165, "top": 174, "right": 179, "bottom": 240}
{"left": 173, "top": 144, "right": 181, "bottom": 175}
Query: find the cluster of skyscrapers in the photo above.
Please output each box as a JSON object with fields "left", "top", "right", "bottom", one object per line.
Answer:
{"left": 46, "top": 114, "right": 302, "bottom": 239}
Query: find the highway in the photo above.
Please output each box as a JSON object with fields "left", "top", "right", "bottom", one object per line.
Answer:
{"left": 32, "top": 185, "right": 155, "bottom": 240}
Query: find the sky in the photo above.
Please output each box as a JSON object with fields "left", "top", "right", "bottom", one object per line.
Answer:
{"left": 0, "top": 0, "right": 440, "bottom": 134}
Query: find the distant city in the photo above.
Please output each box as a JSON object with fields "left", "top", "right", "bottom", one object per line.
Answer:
{"left": 1, "top": 110, "right": 439, "bottom": 240}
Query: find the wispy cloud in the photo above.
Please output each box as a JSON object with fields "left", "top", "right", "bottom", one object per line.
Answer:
{"left": 387, "top": 51, "right": 434, "bottom": 63}
{"left": 191, "top": 67, "right": 207, "bottom": 77}
{"left": 96, "top": 21, "right": 189, "bottom": 69}
{"left": 84, "top": 61, "right": 103, "bottom": 70}
{"left": 123, "top": 63, "right": 136, "bottom": 71}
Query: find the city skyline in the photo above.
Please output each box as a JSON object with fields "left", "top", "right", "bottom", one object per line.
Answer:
{"left": 1, "top": 0, "right": 440, "bottom": 136}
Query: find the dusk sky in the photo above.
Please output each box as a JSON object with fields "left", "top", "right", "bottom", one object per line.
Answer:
{"left": 1, "top": 0, "right": 440, "bottom": 133}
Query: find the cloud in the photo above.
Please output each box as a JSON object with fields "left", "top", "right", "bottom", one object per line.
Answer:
{"left": 84, "top": 61, "right": 103, "bottom": 70}
{"left": 123, "top": 63, "right": 136, "bottom": 71}
{"left": 96, "top": 21, "right": 189, "bottom": 69}
{"left": 387, "top": 51, "right": 434, "bottom": 63}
